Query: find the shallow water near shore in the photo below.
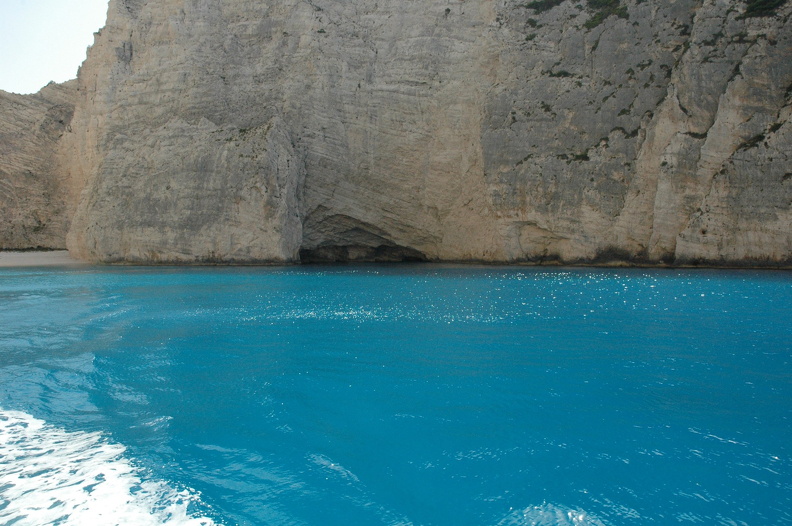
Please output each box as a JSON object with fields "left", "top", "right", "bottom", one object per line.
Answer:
{"left": 1, "top": 264, "right": 791, "bottom": 525}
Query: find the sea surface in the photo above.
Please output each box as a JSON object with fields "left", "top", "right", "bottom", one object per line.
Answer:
{"left": 1, "top": 264, "right": 790, "bottom": 526}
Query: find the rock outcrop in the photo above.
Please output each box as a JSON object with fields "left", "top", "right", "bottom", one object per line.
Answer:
{"left": 2, "top": 0, "right": 791, "bottom": 266}
{"left": 0, "top": 81, "right": 76, "bottom": 249}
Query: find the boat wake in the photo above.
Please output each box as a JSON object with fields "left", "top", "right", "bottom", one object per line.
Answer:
{"left": 0, "top": 409, "right": 217, "bottom": 526}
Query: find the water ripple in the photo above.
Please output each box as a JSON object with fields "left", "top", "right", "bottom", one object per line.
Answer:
{"left": 497, "top": 503, "right": 609, "bottom": 526}
{"left": 0, "top": 409, "right": 217, "bottom": 526}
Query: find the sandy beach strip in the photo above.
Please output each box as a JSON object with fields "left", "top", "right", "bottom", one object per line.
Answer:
{"left": 0, "top": 251, "right": 87, "bottom": 268}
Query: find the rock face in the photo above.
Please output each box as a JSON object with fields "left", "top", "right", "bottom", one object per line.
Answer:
{"left": 2, "top": 0, "right": 791, "bottom": 265}
{"left": 0, "top": 81, "right": 76, "bottom": 249}
{"left": 66, "top": 115, "right": 303, "bottom": 263}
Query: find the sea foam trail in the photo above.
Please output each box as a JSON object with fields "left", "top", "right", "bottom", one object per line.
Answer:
{"left": 497, "top": 503, "right": 609, "bottom": 526}
{"left": 0, "top": 409, "right": 216, "bottom": 526}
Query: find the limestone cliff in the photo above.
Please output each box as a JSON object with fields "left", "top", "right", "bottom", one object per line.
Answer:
{"left": 0, "top": 81, "right": 76, "bottom": 249}
{"left": 3, "top": 0, "right": 791, "bottom": 265}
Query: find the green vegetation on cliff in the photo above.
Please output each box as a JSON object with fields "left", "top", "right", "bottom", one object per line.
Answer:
{"left": 742, "top": 0, "right": 787, "bottom": 17}
{"left": 585, "top": 0, "right": 629, "bottom": 29}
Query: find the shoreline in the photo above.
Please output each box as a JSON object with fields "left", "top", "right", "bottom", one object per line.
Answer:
{"left": 1, "top": 250, "right": 790, "bottom": 271}
{"left": 0, "top": 250, "right": 86, "bottom": 268}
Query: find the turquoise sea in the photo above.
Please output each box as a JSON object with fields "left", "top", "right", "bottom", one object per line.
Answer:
{"left": 1, "top": 264, "right": 790, "bottom": 525}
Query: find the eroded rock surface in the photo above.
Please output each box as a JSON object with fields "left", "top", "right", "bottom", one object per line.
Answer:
{"left": 0, "top": 81, "right": 76, "bottom": 249}
{"left": 2, "top": 0, "right": 791, "bottom": 265}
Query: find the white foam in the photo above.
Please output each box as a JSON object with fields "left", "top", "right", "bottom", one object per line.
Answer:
{"left": 0, "top": 409, "right": 218, "bottom": 526}
{"left": 497, "top": 503, "right": 609, "bottom": 526}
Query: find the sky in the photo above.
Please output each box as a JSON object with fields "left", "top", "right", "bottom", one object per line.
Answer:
{"left": 0, "top": 0, "right": 109, "bottom": 94}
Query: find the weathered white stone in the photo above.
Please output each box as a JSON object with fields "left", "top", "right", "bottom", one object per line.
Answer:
{"left": 2, "top": 0, "right": 791, "bottom": 266}
{"left": 0, "top": 81, "right": 76, "bottom": 249}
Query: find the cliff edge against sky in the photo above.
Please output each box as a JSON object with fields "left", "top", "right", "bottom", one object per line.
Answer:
{"left": 2, "top": 0, "right": 791, "bottom": 265}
